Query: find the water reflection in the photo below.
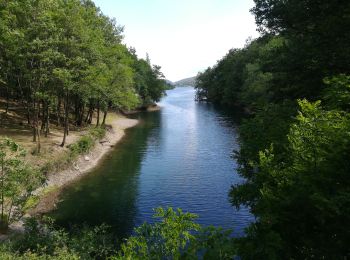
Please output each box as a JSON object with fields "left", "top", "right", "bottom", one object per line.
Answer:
{"left": 51, "top": 87, "right": 254, "bottom": 239}
{"left": 50, "top": 111, "right": 161, "bottom": 238}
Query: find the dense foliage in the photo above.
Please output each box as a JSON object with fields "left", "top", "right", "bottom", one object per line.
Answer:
{"left": 0, "top": 208, "right": 236, "bottom": 259}
{"left": 0, "top": 0, "right": 167, "bottom": 150}
{"left": 196, "top": 0, "right": 350, "bottom": 258}
{"left": 231, "top": 99, "right": 350, "bottom": 258}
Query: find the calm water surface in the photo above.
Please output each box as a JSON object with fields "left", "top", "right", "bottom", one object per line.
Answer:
{"left": 51, "top": 87, "right": 254, "bottom": 238}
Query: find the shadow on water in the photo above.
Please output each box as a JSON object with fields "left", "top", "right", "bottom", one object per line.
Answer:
{"left": 49, "top": 111, "right": 162, "bottom": 239}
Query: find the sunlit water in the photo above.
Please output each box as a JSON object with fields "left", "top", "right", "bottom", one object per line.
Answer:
{"left": 50, "top": 87, "right": 254, "bottom": 238}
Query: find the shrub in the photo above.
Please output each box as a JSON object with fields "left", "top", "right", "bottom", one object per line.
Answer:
{"left": 88, "top": 127, "right": 106, "bottom": 140}
{"left": 69, "top": 127, "right": 106, "bottom": 157}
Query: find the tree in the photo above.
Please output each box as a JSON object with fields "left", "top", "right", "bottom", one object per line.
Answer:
{"left": 195, "top": 36, "right": 277, "bottom": 108}
{"left": 115, "top": 207, "right": 236, "bottom": 260}
{"left": 0, "top": 138, "right": 41, "bottom": 233}
{"left": 251, "top": 0, "right": 350, "bottom": 100}
{"left": 132, "top": 58, "right": 166, "bottom": 106}
{"left": 231, "top": 100, "right": 350, "bottom": 258}
{"left": 323, "top": 74, "right": 350, "bottom": 112}
{"left": 1, "top": 0, "right": 165, "bottom": 150}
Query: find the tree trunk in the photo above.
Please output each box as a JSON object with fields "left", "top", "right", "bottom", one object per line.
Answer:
{"left": 86, "top": 105, "right": 94, "bottom": 124}
{"left": 0, "top": 158, "right": 7, "bottom": 233}
{"left": 96, "top": 100, "right": 100, "bottom": 127}
{"left": 41, "top": 101, "right": 46, "bottom": 132}
{"left": 102, "top": 103, "right": 111, "bottom": 126}
{"left": 45, "top": 104, "right": 50, "bottom": 137}
{"left": 32, "top": 127, "right": 37, "bottom": 142}
{"left": 75, "top": 101, "right": 84, "bottom": 126}
{"left": 78, "top": 103, "right": 85, "bottom": 126}
{"left": 1, "top": 158, "right": 4, "bottom": 221}
{"left": 5, "top": 88, "right": 9, "bottom": 115}
{"left": 89, "top": 108, "right": 93, "bottom": 124}
{"left": 32, "top": 101, "right": 37, "bottom": 142}
{"left": 36, "top": 121, "right": 41, "bottom": 153}
{"left": 41, "top": 101, "right": 45, "bottom": 128}
{"left": 74, "top": 98, "right": 80, "bottom": 126}
{"left": 17, "top": 76, "right": 30, "bottom": 124}
{"left": 102, "top": 110, "right": 108, "bottom": 126}
{"left": 67, "top": 119, "right": 69, "bottom": 136}
{"left": 26, "top": 101, "right": 31, "bottom": 125}
{"left": 61, "top": 92, "right": 69, "bottom": 147}
{"left": 35, "top": 101, "right": 41, "bottom": 153}
{"left": 30, "top": 100, "right": 41, "bottom": 153}
{"left": 57, "top": 98, "right": 61, "bottom": 126}
{"left": 7, "top": 200, "right": 13, "bottom": 224}
{"left": 84, "top": 103, "right": 91, "bottom": 123}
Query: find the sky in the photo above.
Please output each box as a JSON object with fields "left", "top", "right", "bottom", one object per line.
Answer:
{"left": 93, "top": 0, "right": 259, "bottom": 82}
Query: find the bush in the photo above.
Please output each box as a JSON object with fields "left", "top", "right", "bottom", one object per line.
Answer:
{"left": 69, "top": 136, "right": 94, "bottom": 155}
{"left": 88, "top": 127, "right": 106, "bottom": 140}
{"left": 115, "top": 207, "right": 236, "bottom": 259}
{"left": 8, "top": 217, "right": 113, "bottom": 259}
{"left": 69, "top": 127, "right": 106, "bottom": 157}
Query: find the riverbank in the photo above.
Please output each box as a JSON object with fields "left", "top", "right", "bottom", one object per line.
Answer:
{"left": 121, "top": 104, "right": 161, "bottom": 115}
{"left": 29, "top": 114, "right": 139, "bottom": 216}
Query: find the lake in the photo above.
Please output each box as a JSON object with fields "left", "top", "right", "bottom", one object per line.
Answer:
{"left": 50, "top": 87, "right": 253, "bottom": 238}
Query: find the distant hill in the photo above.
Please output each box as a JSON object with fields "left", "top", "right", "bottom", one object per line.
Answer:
{"left": 174, "top": 76, "right": 196, "bottom": 87}
{"left": 163, "top": 79, "right": 175, "bottom": 90}
{"left": 165, "top": 79, "right": 175, "bottom": 86}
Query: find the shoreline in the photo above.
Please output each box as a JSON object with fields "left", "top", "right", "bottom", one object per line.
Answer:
{"left": 29, "top": 115, "right": 139, "bottom": 216}
{"left": 121, "top": 104, "right": 161, "bottom": 115}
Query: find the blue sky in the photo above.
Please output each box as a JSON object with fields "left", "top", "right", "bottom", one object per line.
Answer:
{"left": 93, "top": 0, "right": 259, "bottom": 81}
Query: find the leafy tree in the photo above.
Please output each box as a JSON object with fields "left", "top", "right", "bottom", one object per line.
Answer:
{"left": 0, "top": 138, "right": 41, "bottom": 232}
{"left": 234, "top": 101, "right": 296, "bottom": 182}
{"left": 323, "top": 74, "right": 350, "bottom": 111}
{"left": 0, "top": 246, "right": 79, "bottom": 260}
{"left": 231, "top": 100, "right": 350, "bottom": 258}
{"left": 132, "top": 58, "right": 166, "bottom": 106}
{"left": 115, "top": 207, "right": 236, "bottom": 260}
{"left": 0, "top": 0, "right": 165, "bottom": 149}
{"left": 251, "top": 0, "right": 350, "bottom": 100}
{"left": 115, "top": 207, "right": 200, "bottom": 259}
{"left": 195, "top": 36, "right": 278, "bottom": 108}
{"left": 184, "top": 226, "right": 236, "bottom": 259}
{"left": 6, "top": 217, "right": 114, "bottom": 259}
{"left": 194, "top": 1, "right": 350, "bottom": 258}
{"left": 0, "top": 208, "right": 236, "bottom": 259}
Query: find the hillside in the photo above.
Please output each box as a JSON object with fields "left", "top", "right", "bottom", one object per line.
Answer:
{"left": 174, "top": 76, "right": 196, "bottom": 87}
{"left": 164, "top": 79, "right": 176, "bottom": 89}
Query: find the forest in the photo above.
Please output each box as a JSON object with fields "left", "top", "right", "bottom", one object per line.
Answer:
{"left": 196, "top": 0, "right": 350, "bottom": 258}
{"left": 0, "top": 0, "right": 167, "bottom": 150}
{"left": 0, "top": 0, "right": 350, "bottom": 259}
